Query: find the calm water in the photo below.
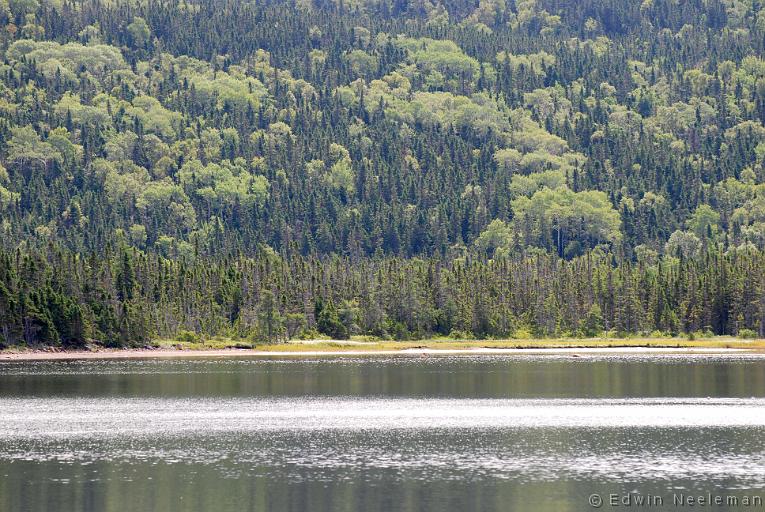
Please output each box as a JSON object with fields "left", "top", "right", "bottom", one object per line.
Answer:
{"left": 1, "top": 354, "right": 765, "bottom": 511}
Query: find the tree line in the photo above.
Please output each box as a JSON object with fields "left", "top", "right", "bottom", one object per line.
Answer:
{"left": 1, "top": 243, "right": 763, "bottom": 347}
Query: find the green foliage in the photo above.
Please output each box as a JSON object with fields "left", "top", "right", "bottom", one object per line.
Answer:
{"left": 345, "top": 49, "right": 377, "bottom": 77}
{"left": 688, "top": 205, "right": 721, "bottom": 239}
{"left": 127, "top": 17, "right": 150, "bottom": 47}
{"left": 255, "top": 289, "right": 284, "bottom": 344}
{"left": 178, "top": 159, "right": 269, "bottom": 209}
{"left": 284, "top": 312, "right": 307, "bottom": 339}
{"left": 395, "top": 36, "right": 482, "bottom": 91}
{"left": 315, "top": 298, "right": 348, "bottom": 340}
{"left": 7, "top": 39, "right": 128, "bottom": 82}
{"left": 510, "top": 187, "right": 622, "bottom": 254}
{"left": 0, "top": 244, "right": 763, "bottom": 347}
{"left": 474, "top": 219, "right": 513, "bottom": 257}
{"left": 176, "top": 330, "right": 198, "bottom": 343}
{"left": 665, "top": 230, "right": 702, "bottom": 259}
{"left": 580, "top": 304, "right": 604, "bottom": 337}
{"left": 2, "top": 0, "right": 765, "bottom": 347}
{"left": 9, "top": 0, "right": 38, "bottom": 16}
{"left": 7, "top": 126, "right": 61, "bottom": 172}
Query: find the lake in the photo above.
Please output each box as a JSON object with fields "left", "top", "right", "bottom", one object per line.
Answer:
{"left": 1, "top": 353, "right": 765, "bottom": 511}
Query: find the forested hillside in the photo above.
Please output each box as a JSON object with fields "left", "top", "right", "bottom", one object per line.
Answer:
{"left": 1, "top": 0, "right": 765, "bottom": 346}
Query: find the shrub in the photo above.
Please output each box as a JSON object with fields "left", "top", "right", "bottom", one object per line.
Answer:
{"left": 176, "top": 330, "right": 198, "bottom": 343}
{"left": 448, "top": 329, "right": 474, "bottom": 340}
{"left": 513, "top": 328, "right": 533, "bottom": 340}
{"left": 739, "top": 329, "right": 758, "bottom": 339}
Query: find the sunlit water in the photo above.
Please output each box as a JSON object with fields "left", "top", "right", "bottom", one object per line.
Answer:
{"left": 1, "top": 354, "right": 765, "bottom": 511}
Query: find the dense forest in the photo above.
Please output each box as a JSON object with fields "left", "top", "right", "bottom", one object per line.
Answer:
{"left": 1, "top": 0, "right": 765, "bottom": 346}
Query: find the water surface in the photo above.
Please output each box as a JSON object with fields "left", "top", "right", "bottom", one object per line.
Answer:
{"left": 1, "top": 354, "right": 764, "bottom": 511}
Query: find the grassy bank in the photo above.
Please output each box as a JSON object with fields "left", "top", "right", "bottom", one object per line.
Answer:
{"left": 151, "top": 336, "right": 765, "bottom": 352}
{"left": 3, "top": 337, "right": 765, "bottom": 359}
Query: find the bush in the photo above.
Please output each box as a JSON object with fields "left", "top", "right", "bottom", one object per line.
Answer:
{"left": 299, "top": 328, "right": 321, "bottom": 340}
{"left": 688, "top": 330, "right": 716, "bottom": 340}
{"left": 176, "top": 330, "right": 198, "bottom": 343}
{"left": 447, "top": 329, "right": 474, "bottom": 340}
{"left": 512, "top": 328, "right": 533, "bottom": 340}
{"left": 739, "top": 329, "right": 758, "bottom": 339}
{"left": 386, "top": 320, "right": 410, "bottom": 341}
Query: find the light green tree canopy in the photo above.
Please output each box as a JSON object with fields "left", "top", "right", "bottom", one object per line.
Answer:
{"left": 687, "top": 204, "right": 721, "bottom": 239}
{"left": 127, "top": 17, "right": 150, "bottom": 47}
{"left": 6, "top": 125, "right": 61, "bottom": 171}
{"left": 511, "top": 187, "right": 622, "bottom": 253}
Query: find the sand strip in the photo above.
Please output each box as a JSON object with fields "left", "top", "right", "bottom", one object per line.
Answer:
{"left": 0, "top": 346, "right": 758, "bottom": 361}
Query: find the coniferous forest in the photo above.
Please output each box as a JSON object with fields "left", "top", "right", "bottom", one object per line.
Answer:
{"left": 1, "top": 0, "right": 765, "bottom": 347}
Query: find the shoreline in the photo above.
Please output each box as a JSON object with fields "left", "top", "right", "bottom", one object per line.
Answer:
{"left": 1, "top": 342, "right": 763, "bottom": 361}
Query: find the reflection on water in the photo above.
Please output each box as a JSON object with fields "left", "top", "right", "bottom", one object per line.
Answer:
{"left": 1, "top": 354, "right": 765, "bottom": 512}
{"left": 2, "top": 354, "right": 765, "bottom": 399}
{"left": 4, "top": 397, "right": 765, "bottom": 435}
